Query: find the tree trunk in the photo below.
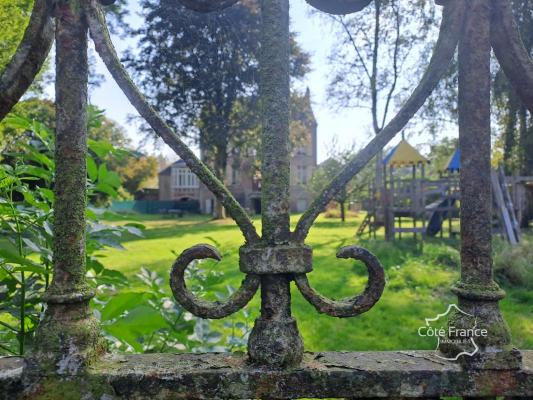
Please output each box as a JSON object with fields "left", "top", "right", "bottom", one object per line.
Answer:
{"left": 503, "top": 90, "right": 518, "bottom": 174}
{"left": 340, "top": 200, "right": 346, "bottom": 222}
{"left": 213, "top": 147, "right": 228, "bottom": 220}
{"left": 518, "top": 105, "right": 533, "bottom": 175}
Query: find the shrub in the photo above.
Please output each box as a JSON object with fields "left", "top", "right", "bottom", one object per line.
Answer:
{"left": 493, "top": 236, "right": 533, "bottom": 288}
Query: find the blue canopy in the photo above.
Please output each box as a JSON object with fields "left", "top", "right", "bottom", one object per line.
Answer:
{"left": 446, "top": 148, "right": 460, "bottom": 172}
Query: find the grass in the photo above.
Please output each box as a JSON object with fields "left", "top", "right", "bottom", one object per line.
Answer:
{"left": 98, "top": 211, "right": 533, "bottom": 352}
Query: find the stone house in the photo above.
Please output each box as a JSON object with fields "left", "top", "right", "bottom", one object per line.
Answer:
{"left": 158, "top": 89, "right": 317, "bottom": 214}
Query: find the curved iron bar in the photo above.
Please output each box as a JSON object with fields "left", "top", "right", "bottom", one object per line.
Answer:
{"left": 177, "top": 0, "right": 240, "bottom": 13}
{"left": 170, "top": 244, "right": 260, "bottom": 319}
{"left": 490, "top": 0, "right": 533, "bottom": 114}
{"left": 84, "top": 0, "right": 260, "bottom": 244}
{"left": 306, "top": 0, "right": 372, "bottom": 15}
{"left": 0, "top": 0, "right": 54, "bottom": 121}
{"left": 294, "top": 246, "right": 385, "bottom": 317}
{"left": 293, "top": 0, "right": 466, "bottom": 242}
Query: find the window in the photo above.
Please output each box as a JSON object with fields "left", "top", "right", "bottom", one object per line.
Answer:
{"left": 175, "top": 168, "right": 199, "bottom": 188}
{"left": 295, "top": 146, "right": 307, "bottom": 156}
{"left": 231, "top": 167, "right": 239, "bottom": 185}
{"left": 297, "top": 165, "right": 308, "bottom": 184}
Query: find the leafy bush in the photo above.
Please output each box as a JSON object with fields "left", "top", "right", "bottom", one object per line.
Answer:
{"left": 493, "top": 237, "right": 533, "bottom": 288}
{"left": 0, "top": 114, "right": 251, "bottom": 356}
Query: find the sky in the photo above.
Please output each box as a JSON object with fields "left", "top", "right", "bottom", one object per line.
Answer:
{"left": 88, "top": 0, "right": 440, "bottom": 164}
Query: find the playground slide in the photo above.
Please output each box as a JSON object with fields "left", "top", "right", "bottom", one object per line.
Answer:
{"left": 426, "top": 197, "right": 456, "bottom": 237}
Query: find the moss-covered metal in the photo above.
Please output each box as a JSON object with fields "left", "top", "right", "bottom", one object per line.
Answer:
{"left": 0, "top": 0, "right": 54, "bottom": 120}
{"left": 1, "top": 0, "right": 533, "bottom": 397}
{"left": 439, "top": 0, "right": 521, "bottom": 370}
{"left": 30, "top": 0, "right": 104, "bottom": 376}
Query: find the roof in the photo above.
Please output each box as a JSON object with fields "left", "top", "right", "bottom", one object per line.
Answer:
{"left": 445, "top": 148, "right": 460, "bottom": 172}
{"left": 383, "top": 140, "right": 429, "bottom": 167}
{"left": 159, "top": 159, "right": 187, "bottom": 176}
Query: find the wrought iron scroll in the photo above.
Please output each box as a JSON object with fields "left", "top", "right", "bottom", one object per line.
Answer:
{"left": 85, "top": 0, "right": 260, "bottom": 245}
{"left": 86, "top": 0, "right": 386, "bottom": 366}
{"left": 0, "top": 0, "right": 527, "bottom": 373}
{"left": 169, "top": 244, "right": 260, "bottom": 319}
{"left": 491, "top": 0, "right": 533, "bottom": 114}
{"left": 87, "top": 0, "right": 459, "bottom": 366}
{"left": 305, "top": 0, "right": 372, "bottom": 15}
{"left": 293, "top": 0, "right": 467, "bottom": 242}
{"left": 0, "top": 0, "right": 54, "bottom": 120}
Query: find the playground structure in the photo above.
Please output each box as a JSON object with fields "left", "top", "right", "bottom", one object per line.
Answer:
{"left": 358, "top": 140, "right": 461, "bottom": 241}
{"left": 358, "top": 143, "right": 532, "bottom": 243}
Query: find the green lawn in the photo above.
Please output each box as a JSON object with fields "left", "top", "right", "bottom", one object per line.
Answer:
{"left": 99, "top": 212, "right": 533, "bottom": 352}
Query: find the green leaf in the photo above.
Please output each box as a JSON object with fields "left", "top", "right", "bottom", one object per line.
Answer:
{"left": 104, "top": 305, "right": 168, "bottom": 351}
{"left": 98, "top": 163, "right": 108, "bottom": 182}
{"left": 4, "top": 115, "right": 32, "bottom": 130}
{"left": 37, "top": 188, "right": 54, "bottom": 203}
{"left": 16, "top": 165, "right": 52, "bottom": 181}
{"left": 95, "top": 182, "right": 118, "bottom": 198}
{"left": 87, "top": 157, "right": 98, "bottom": 182}
{"left": 12, "top": 265, "right": 45, "bottom": 274}
{"left": 0, "top": 176, "right": 16, "bottom": 190}
{"left": 89, "top": 140, "right": 114, "bottom": 159}
{"left": 0, "top": 248, "right": 43, "bottom": 272}
{"left": 22, "top": 238, "right": 41, "bottom": 253}
{"left": 100, "top": 291, "right": 149, "bottom": 321}
{"left": 103, "top": 171, "right": 121, "bottom": 188}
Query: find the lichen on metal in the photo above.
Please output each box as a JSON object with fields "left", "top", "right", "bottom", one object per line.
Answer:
{"left": 0, "top": 0, "right": 532, "bottom": 397}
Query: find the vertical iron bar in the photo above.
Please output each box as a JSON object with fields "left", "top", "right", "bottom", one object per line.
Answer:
{"left": 247, "top": 0, "right": 304, "bottom": 367}
{"left": 442, "top": 0, "right": 521, "bottom": 369}
{"left": 458, "top": 0, "right": 492, "bottom": 285}
{"left": 33, "top": 0, "right": 103, "bottom": 373}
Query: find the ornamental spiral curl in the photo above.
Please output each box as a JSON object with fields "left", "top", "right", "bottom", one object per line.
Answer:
{"left": 169, "top": 245, "right": 261, "bottom": 319}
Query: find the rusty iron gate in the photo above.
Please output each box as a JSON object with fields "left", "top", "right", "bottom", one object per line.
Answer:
{"left": 0, "top": 0, "right": 532, "bottom": 398}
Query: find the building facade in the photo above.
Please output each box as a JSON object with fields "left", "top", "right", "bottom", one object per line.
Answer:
{"left": 158, "top": 89, "right": 317, "bottom": 214}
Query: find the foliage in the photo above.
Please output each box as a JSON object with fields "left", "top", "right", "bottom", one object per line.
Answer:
{"left": 113, "top": 153, "right": 159, "bottom": 196}
{"left": 493, "top": 236, "right": 533, "bottom": 289}
{"left": 324, "top": 0, "right": 439, "bottom": 131}
{"left": 425, "top": 136, "right": 458, "bottom": 178}
{"left": 0, "top": 114, "right": 127, "bottom": 355}
{"left": 1, "top": 100, "right": 159, "bottom": 199}
{"left": 309, "top": 140, "right": 374, "bottom": 221}
{"left": 97, "top": 212, "right": 533, "bottom": 351}
{"left": 0, "top": 0, "right": 51, "bottom": 95}
{"left": 0, "top": 114, "right": 251, "bottom": 356}
{"left": 0, "top": 98, "right": 55, "bottom": 153}
{"left": 97, "top": 266, "right": 217, "bottom": 353}
{"left": 127, "top": 0, "right": 310, "bottom": 217}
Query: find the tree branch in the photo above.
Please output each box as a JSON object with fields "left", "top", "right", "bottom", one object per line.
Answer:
{"left": 371, "top": 0, "right": 381, "bottom": 134}
{"left": 380, "top": 0, "right": 401, "bottom": 129}
{"left": 334, "top": 16, "right": 372, "bottom": 82}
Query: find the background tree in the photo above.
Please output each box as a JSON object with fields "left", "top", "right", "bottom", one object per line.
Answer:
{"left": 323, "top": 0, "right": 437, "bottom": 188}
{"left": 113, "top": 152, "right": 159, "bottom": 196}
{"left": 128, "top": 0, "right": 310, "bottom": 218}
{"left": 425, "top": 136, "right": 458, "bottom": 178}
{"left": 309, "top": 140, "right": 373, "bottom": 222}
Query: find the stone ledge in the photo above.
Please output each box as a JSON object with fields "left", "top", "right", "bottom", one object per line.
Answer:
{"left": 1, "top": 351, "right": 533, "bottom": 398}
